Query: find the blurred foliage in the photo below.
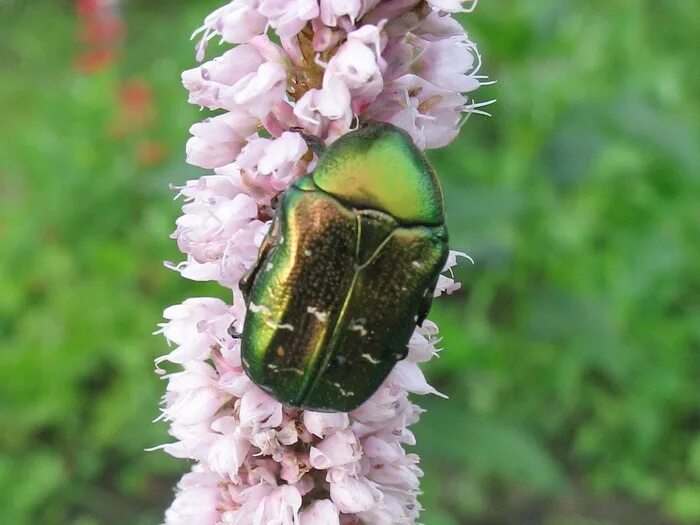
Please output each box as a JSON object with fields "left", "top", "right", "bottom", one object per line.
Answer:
{"left": 0, "top": 1, "right": 698, "bottom": 524}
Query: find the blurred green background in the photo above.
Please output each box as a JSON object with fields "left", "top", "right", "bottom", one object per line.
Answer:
{"left": 1, "top": 0, "right": 699, "bottom": 524}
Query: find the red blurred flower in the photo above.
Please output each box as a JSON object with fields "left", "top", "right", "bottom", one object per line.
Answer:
{"left": 136, "top": 140, "right": 167, "bottom": 167}
{"left": 108, "top": 79, "right": 158, "bottom": 138}
{"left": 74, "top": 0, "right": 124, "bottom": 74}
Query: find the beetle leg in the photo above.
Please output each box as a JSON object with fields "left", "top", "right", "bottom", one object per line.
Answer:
{"left": 416, "top": 294, "right": 434, "bottom": 327}
{"left": 227, "top": 324, "right": 242, "bottom": 339}
{"left": 240, "top": 237, "right": 272, "bottom": 303}
{"left": 240, "top": 213, "right": 282, "bottom": 303}
{"left": 416, "top": 274, "right": 440, "bottom": 327}
{"left": 289, "top": 127, "right": 326, "bottom": 156}
{"left": 417, "top": 226, "right": 449, "bottom": 326}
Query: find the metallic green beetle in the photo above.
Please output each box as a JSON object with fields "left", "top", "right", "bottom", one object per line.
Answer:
{"left": 237, "top": 121, "right": 448, "bottom": 412}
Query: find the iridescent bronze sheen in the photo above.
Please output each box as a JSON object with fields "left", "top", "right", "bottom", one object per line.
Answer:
{"left": 239, "top": 122, "right": 448, "bottom": 412}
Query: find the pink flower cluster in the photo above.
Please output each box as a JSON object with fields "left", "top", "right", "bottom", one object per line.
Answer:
{"left": 156, "top": 1, "right": 485, "bottom": 523}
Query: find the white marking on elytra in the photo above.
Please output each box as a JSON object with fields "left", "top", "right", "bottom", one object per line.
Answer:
{"left": 362, "top": 353, "right": 381, "bottom": 364}
{"left": 304, "top": 249, "right": 312, "bottom": 256}
{"left": 266, "top": 262, "right": 273, "bottom": 271}
{"left": 269, "top": 365, "right": 304, "bottom": 376}
{"left": 349, "top": 318, "right": 368, "bottom": 336}
{"left": 333, "top": 382, "right": 354, "bottom": 397}
{"left": 250, "top": 302, "right": 294, "bottom": 331}
{"left": 349, "top": 323, "right": 368, "bottom": 336}
{"left": 249, "top": 302, "right": 270, "bottom": 314}
{"left": 411, "top": 261, "right": 422, "bottom": 268}
{"left": 306, "top": 306, "right": 328, "bottom": 322}
{"left": 272, "top": 322, "right": 295, "bottom": 331}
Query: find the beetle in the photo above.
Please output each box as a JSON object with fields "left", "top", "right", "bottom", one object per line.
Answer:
{"left": 234, "top": 121, "right": 448, "bottom": 412}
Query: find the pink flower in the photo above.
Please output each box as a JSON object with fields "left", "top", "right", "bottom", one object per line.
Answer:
{"left": 303, "top": 411, "right": 349, "bottom": 438}
{"left": 182, "top": 44, "right": 266, "bottom": 109}
{"left": 329, "top": 472, "right": 381, "bottom": 513}
{"left": 169, "top": 180, "right": 267, "bottom": 285}
{"left": 184, "top": 36, "right": 289, "bottom": 118}
{"left": 163, "top": 361, "right": 231, "bottom": 425}
{"left": 208, "top": 416, "right": 251, "bottom": 476}
{"left": 156, "top": 297, "right": 233, "bottom": 366}
{"left": 236, "top": 132, "right": 310, "bottom": 192}
{"left": 407, "top": 320, "right": 441, "bottom": 362}
{"left": 164, "top": 467, "right": 223, "bottom": 525}
{"left": 157, "top": 1, "right": 489, "bottom": 523}
{"left": 391, "top": 360, "right": 447, "bottom": 397}
{"left": 413, "top": 10, "right": 465, "bottom": 41}
{"left": 224, "top": 61, "right": 288, "bottom": 119}
{"left": 366, "top": 74, "right": 467, "bottom": 148}
{"left": 362, "top": 0, "right": 424, "bottom": 26}
{"left": 258, "top": 0, "right": 319, "bottom": 38}
{"left": 239, "top": 388, "right": 284, "bottom": 428}
{"left": 185, "top": 111, "right": 258, "bottom": 169}
{"left": 413, "top": 36, "right": 481, "bottom": 92}
{"left": 382, "top": 37, "right": 413, "bottom": 81}
{"left": 194, "top": 0, "right": 268, "bottom": 47}
{"left": 326, "top": 24, "right": 387, "bottom": 114}
{"left": 299, "top": 500, "right": 340, "bottom": 525}
{"left": 309, "top": 430, "right": 361, "bottom": 469}
{"left": 294, "top": 75, "right": 352, "bottom": 126}
{"left": 427, "top": 0, "right": 478, "bottom": 13}
{"left": 436, "top": 249, "right": 472, "bottom": 295}
{"left": 251, "top": 484, "right": 303, "bottom": 524}
{"left": 319, "top": 0, "right": 363, "bottom": 26}
{"left": 293, "top": 73, "right": 353, "bottom": 137}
